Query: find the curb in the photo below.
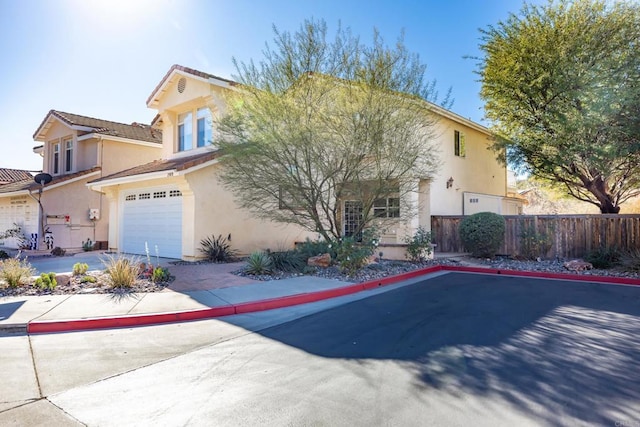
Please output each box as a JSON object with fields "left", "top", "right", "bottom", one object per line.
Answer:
{"left": 25, "top": 265, "right": 640, "bottom": 334}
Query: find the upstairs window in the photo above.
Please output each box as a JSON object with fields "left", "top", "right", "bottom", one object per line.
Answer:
{"left": 374, "top": 197, "right": 400, "bottom": 218}
{"left": 64, "top": 139, "right": 73, "bottom": 172}
{"left": 178, "top": 112, "right": 193, "bottom": 151}
{"left": 454, "top": 130, "right": 466, "bottom": 157}
{"left": 52, "top": 142, "right": 60, "bottom": 174}
{"left": 196, "top": 107, "right": 212, "bottom": 148}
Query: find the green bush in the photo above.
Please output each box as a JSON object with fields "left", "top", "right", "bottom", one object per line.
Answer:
{"left": 72, "top": 262, "right": 89, "bottom": 276}
{"left": 245, "top": 251, "right": 274, "bottom": 275}
{"left": 102, "top": 254, "right": 138, "bottom": 288}
{"left": 35, "top": 272, "right": 57, "bottom": 290}
{"left": 518, "top": 223, "right": 552, "bottom": 260}
{"left": 295, "top": 238, "right": 337, "bottom": 261}
{"left": 80, "top": 275, "right": 97, "bottom": 284}
{"left": 0, "top": 257, "right": 35, "bottom": 288}
{"left": 404, "top": 226, "right": 433, "bottom": 262}
{"left": 268, "top": 250, "right": 306, "bottom": 272}
{"left": 152, "top": 266, "right": 171, "bottom": 283}
{"left": 199, "top": 234, "right": 238, "bottom": 262}
{"left": 459, "top": 212, "right": 505, "bottom": 258}
{"left": 335, "top": 229, "right": 379, "bottom": 275}
{"left": 584, "top": 246, "right": 621, "bottom": 269}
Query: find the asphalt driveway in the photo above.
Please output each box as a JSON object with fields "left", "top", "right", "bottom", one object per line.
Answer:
{"left": 4, "top": 272, "right": 637, "bottom": 426}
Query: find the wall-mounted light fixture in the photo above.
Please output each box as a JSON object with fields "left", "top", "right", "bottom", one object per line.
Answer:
{"left": 446, "top": 177, "right": 454, "bottom": 189}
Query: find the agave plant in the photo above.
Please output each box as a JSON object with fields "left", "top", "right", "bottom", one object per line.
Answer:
{"left": 199, "top": 234, "right": 238, "bottom": 262}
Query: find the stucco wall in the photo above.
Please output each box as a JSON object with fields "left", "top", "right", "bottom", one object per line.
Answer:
{"left": 41, "top": 175, "right": 105, "bottom": 249}
{"left": 100, "top": 139, "right": 162, "bottom": 175}
{"left": 429, "top": 117, "right": 506, "bottom": 215}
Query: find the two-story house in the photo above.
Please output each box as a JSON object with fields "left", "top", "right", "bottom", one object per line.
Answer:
{"left": 0, "top": 111, "right": 162, "bottom": 250}
{"left": 87, "top": 64, "right": 522, "bottom": 260}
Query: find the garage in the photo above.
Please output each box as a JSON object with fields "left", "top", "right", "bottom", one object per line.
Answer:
{"left": 121, "top": 187, "right": 182, "bottom": 259}
{"left": 0, "top": 196, "right": 39, "bottom": 249}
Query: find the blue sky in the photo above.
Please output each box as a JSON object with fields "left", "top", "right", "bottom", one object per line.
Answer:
{"left": 0, "top": 0, "right": 536, "bottom": 171}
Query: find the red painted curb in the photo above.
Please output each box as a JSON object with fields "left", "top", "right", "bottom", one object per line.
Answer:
{"left": 26, "top": 263, "right": 640, "bottom": 334}
{"left": 27, "top": 306, "right": 236, "bottom": 334}
{"left": 442, "top": 265, "right": 640, "bottom": 286}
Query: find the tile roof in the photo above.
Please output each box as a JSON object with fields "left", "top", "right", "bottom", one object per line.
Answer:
{"left": 89, "top": 150, "right": 221, "bottom": 184}
{"left": 0, "top": 167, "right": 101, "bottom": 195}
{"left": 0, "top": 168, "right": 34, "bottom": 184}
{"left": 34, "top": 110, "right": 162, "bottom": 144}
{"left": 146, "top": 64, "right": 236, "bottom": 106}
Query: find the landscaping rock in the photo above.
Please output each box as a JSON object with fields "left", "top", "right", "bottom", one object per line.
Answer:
{"left": 563, "top": 260, "right": 594, "bottom": 271}
{"left": 307, "top": 253, "right": 331, "bottom": 268}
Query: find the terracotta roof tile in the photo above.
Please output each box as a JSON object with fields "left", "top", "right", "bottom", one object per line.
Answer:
{"left": 0, "top": 167, "right": 101, "bottom": 195}
{"left": 146, "top": 64, "right": 236, "bottom": 106}
{"left": 0, "top": 168, "right": 34, "bottom": 184}
{"left": 34, "top": 110, "right": 162, "bottom": 144}
{"left": 89, "top": 150, "right": 221, "bottom": 184}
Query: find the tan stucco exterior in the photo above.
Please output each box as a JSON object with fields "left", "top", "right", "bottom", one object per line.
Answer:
{"left": 89, "top": 65, "right": 521, "bottom": 260}
{"left": 27, "top": 114, "right": 162, "bottom": 250}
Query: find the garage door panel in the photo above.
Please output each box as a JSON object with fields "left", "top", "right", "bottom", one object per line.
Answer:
{"left": 121, "top": 188, "right": 182, "bottom": 259}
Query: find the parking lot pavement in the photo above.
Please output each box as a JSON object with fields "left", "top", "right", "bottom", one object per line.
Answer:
{"left": 3, "top": 273, "right": 637, "bottom": 426}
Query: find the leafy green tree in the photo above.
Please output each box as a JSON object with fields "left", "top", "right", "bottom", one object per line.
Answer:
{"left": 217, "top": 19, "right": 446, "bottom": 240}
{"left": 478, "top": 0, "right": 640, "bottom": 213}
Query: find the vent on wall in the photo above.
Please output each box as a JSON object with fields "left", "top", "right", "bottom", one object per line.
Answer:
{"left": 177, "top": 77, "right": 187, "bottom": 93}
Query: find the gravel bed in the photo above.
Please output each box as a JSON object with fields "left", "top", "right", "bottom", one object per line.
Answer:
{"left": 236, "top": 256, "right": 640, "bottom": 282}
{"left": 0, "top": 271, "right": 170, "bottom": 298}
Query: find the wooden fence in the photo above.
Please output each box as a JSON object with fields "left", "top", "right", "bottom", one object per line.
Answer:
{"left": 431, "top": 214, "right": 640, "bottom": 259}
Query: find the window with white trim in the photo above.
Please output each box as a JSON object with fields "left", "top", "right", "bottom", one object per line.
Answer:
{"left": 52, "top": 142, "right": 60, "bottom": 174}
{"left": 64, "top": 139, "right": 73, "bottom": 172}
{"left": 374, "top": 197, "right": 400, "bottom": 218}
{"left": 178, "top": 107, "right": 213, "bottom": 152}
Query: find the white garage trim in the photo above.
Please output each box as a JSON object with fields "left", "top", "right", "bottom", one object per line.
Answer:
{"left": 120, "top": 186, "right": 183, "bottom": 259}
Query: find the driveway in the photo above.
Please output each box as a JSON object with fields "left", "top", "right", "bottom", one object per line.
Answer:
{"left": 2, "top": 272, "right": 638, "bottom": 425}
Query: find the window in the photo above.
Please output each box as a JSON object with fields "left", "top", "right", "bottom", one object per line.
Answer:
{"left": 344, "top": 201, "right": 363, "bottom": 239}
{"left": 178, "top": 112, "right": 193, "bottom": 151}
{"left": 454, "top": 130, "right": 466, "bottom": 157}
{"left": 125, "top": 195, "right": 136, "bottom": 201}
{"left": 52, "top": 143, "right": 60, "bottom": 174}
{"left": 196, "top": 107, "right": 212, "bottom": 148}
{"left": 178, "top": 107, "right": 213, "bottom": 151}
{"left": 374, "top": 197, "right": 400, "bottom": 218}
{"left": 64, "top": 139, "right": 73, "bottom": 172}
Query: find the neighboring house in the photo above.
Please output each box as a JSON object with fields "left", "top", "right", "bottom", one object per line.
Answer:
{"left": 88, "top": 64, "right": 523, "bottom": 260}
{"left": 0, "top": 169, "right": 37, "bottom": 248}
{"left": 0, "top": 111, "right": 163, "bottom": 250}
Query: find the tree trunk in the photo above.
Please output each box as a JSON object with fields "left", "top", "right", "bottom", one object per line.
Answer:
{"left": 585, "top": 176, "right": 621, "bottom": 214}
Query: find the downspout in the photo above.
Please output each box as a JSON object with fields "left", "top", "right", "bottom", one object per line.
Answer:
{"left": 27, "top": 189, "right": 44, "bottom": 250}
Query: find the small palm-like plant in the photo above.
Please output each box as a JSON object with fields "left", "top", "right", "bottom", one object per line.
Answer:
{"left": 245, "top": 251, "right": 274, "bottom": 275}
{"left": 102, "top": 254, "right": 138, "bottom": 288}
{"left": 199, "top": 234, "right": 238, "bottom": 262}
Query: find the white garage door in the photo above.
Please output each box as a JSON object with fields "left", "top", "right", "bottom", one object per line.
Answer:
{"left": 121, "top": 187, "right": 182, "bottom": 259}
{"left": 0, "top": 198, "right": 39, "bottom": 249}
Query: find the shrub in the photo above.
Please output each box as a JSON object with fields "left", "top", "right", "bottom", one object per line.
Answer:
{"left": 0, "top": 250, "right": 9, "bottom": 260}
{"left": 335, "top": 229, "right": 379, "bottom": 275}
{"left": 102, "top": 254, "right": 138, "bottom": 288}
{"left": 34, "top": 272, "right": 57, "bottom": 290}
{"left": 295, "top": 238, "right": 337, "bottom": 261}
{"left": 199, "top": 234, "right": 238, "bottom": 262}
{"left": 268, "top": 249, "right": 306, "bottom": 272}
{"left": 518, "top": 223, "right": 552, "bottom": 260}
{"left": 80, "top": 275, "right": 97, "bottom": 284}
{"left": 245, "top": 251, "right": 274, "bottom": 275}
{"left": 459, "top": 212, "right": 505, "bottom": 258}
{"left": 152, "top": 266, "right": 171, "bottom": 283}
{"left": 82, "top": 238, "right": 94, "bottom": 252}
{"left": 404, "top": 226, "right": 433, "bottom": 262}
{"left": 0, "top": 257, "right": 35, "bottom": 288}
{"left": 620, "top": 249, "right": 640, "bottom": 272}
{"left": 584, "top": 246, "right": 621, "bottom": 269}
{"left": 72, "top": 262, "right": 89, "bottom": 276}
{"left": 51, "top": 247, "right": 66, "bottom": 257}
